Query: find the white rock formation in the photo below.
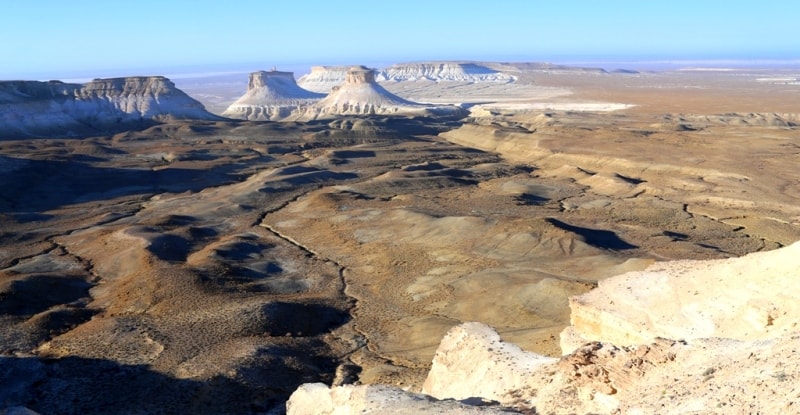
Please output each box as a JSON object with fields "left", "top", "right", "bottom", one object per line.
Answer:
{"left": 297, "top": 62, "right": 517, "bottom": 94}
{"left": 422, "top": 322, "right": 556, "bottom": 404}
{"left": 0, "top": 77, "right": 219, "bottom": 137}
{"left": 221, "top": 70, "right": 323, "bottom": 121}
{"left": 287, "top": 383, "right": 520, "bottom": 415}
{"left": 297, "top": 66, "right": 353, "bottom": 93}
{"left": 295, "top": 67, "right": 464, "bottom": 120}
{"left": 561, "top": 240, "right": 800, "bottom": 354}
{"left": 306, "top": 322, "right": 799, "bottom": 414}
{"left": 376, "top": 62, "right": 516, "bottom": 83}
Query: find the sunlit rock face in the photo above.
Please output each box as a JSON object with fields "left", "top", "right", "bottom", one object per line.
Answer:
{"left": 286, "top": 382, "right": 521, "bottom": 415}
{"left": 0, "top": 76, "right": 218, "bottom": 137}
{"left": 561, "top": 240, "right": 800, "bottom": 354}
{"left": 222, "top": 70, "right": 323, "bottom": 121}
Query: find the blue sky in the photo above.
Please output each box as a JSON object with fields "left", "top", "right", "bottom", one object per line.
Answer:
{"left": 2, "top": 0, "right": 798, "bottom": 79}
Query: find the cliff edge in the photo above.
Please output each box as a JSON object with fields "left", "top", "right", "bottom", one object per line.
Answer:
{"left": 562, "top": 240, "right": 800, "bottom": 353}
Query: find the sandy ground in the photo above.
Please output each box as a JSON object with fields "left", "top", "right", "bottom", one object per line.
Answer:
{"left": 1, "top": 66, "right": 799, "bottom": 413}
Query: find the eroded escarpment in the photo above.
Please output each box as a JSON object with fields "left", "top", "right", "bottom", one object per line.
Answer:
{"left": 0, "top": 77, "right": 220, "bottom": 138}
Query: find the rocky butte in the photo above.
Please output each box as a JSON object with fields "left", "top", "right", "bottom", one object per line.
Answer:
{"left": 221, "top": 70, "right": 324, "bottom": 121}
{"left": 0, "top": 76, "right": 219, "bottom": 138}
{"left": 294, "top": 66, "right": 465, "bottom": 120}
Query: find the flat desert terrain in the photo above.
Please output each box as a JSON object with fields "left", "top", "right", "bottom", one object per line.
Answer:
{"left": 2, "top": 64, "right": 799, "bottom": 413}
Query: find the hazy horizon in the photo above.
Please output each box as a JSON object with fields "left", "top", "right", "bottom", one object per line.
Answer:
{"left": 2, "top": 0, "right": 799, "bottom": 80}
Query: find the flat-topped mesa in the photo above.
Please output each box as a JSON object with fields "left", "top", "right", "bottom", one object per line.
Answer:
{"left": 0, "top": 76, "right": 219, "bottom": 138}
{"left": 376, "top": 62, "right": 517, "bottom": 83}
{"left": 222, "top": 70, "right": 324, "bottom": 121}
{"left": 295, "top": 66, "right": 465, "bottom": 120}
{"left": 249, "top": 70, "right": 289, "bottom": 89}
{"left": 76, "top": 76, "right": 213, "bottom": 119}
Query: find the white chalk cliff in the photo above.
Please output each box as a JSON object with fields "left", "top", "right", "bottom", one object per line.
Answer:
{"left": 295, "top": 67, "right": 464, "bottom": 120}
{"left": 0, "top": 76, "right": 219, "bottom": 137}
{"left": 297, "top": 62, "right": 517, "bottom": 94}
{"left": 376, "top": 62, "right": 516, "bottom": 83}
{"left": 221, "top": 70, "right": 323, "bottom": 121}
{"left": 288, "top": 241, "right": 800, "bottom": 414}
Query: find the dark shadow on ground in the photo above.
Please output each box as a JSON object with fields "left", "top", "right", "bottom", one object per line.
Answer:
{"left": 546, "top": 218, "right": 638, "bottom": 250}
{"left": 0, "top": 340, "right": 342, "bottom": 414}
{"left": 0, "top": 275, "right": 92, "bottom": 317}
{"left": 0, "top": 155, "right": 249, "bottom": 214}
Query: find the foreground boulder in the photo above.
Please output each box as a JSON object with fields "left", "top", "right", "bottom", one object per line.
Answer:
{"left": 562, "top": 240, "right": 800, "bottom": 353}
{"left": 422, "top": 322, "right": 556, "bottom": 405}
{"left": 287, "top": 383, "right": 521, "bottom": 414}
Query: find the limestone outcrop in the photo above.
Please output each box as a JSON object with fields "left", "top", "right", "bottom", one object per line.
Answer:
{"left": 295, "top": 66, "right": 464, "bottom": 120}
{"left": 287, "top": 383, "right": 521, "bottom": 415}
{"left": 290, "top": 321, "right": 800, "bottom": 414}
{"left": 561, "top": 240, "right": 800, "bottom": 354}
{"left": 221, "top": 70, "right": 323, "bottom": 121}
{"left": 422, "top": 322, "right": 556, "bottom": 405}
{"left": 0, "top": 77, "right": 219, "bottom": 137}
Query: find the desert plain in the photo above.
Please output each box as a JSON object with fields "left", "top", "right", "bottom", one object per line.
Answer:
{"left": 1, "top": 62, "right": 800, "bottom": 413}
